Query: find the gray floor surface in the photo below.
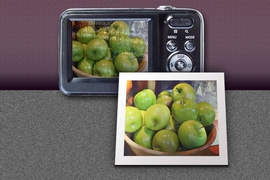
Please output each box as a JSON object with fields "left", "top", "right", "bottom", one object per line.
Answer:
{"left": 0, "top": 90, "right": 269, "bottom": 179}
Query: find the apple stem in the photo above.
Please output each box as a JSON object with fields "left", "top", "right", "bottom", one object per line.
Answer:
{"left": 154, "top": 119, "right": 157, "bottom": 127}
{"left": 177, "top": 88, "right": 182, "bottom": 93}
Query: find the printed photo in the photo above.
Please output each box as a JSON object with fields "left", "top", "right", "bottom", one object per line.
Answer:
{"left": 115, "top": 72, "right": 228, "bottom": 165}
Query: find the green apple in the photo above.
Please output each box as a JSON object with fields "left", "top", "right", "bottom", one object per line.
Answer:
{"left": 86, "top": 38, "right": 108, "bottom": 61}
{"left": 82, "top": 43, "right": 87, "bottom": 57}
{"left": 76, "top": 26, "right": 96, "bottom": 44}
{"left": 165, "top": 115, "right": 176, "bottom": 132}
{"left": 109, "top": 21, "right": 130, "bottom": 36}
{"left": 72, "top": 40, "right": 84, "bottom": 62}
{"left": 125, "top": 106, "right": 142, "bottom": 133}
{"left": 171, "top": 97, "right": 198, "bottom": 124}
{"left": 92, "top": 59, "right": 117, "bottom": 77}
{"left": 178, "top": 120, "right": 207, "bottom": 149}
{"left": 77, "top": 57, "right": 96, "bottom": 75}
{"left": 197, "top": 102, "right": 216, "bottom": 127}
{"left": 144, "top": 103, "right": 171, "bottom": 131}
{"left": 152, "top": 129, "right": 179, "bottom": 153}
{"left": 133, "top": 126, "right": 155, "bottom": 149}
{"left": 130, "top": 36, "right": 147, "bottom": 57}
{"left": 96, "top": 27, "right": 110, "bottom": 42}
{"left": 103, "top": 48, "right": 113, "bottom": 61}
{"left": 109, "top": 35, "right": 132, "bottom": 55}
{"left": 140, "top": 110, "right": 146, "bottom": 125}
{"left": 114, "top": 52, "right": 138, "bottom": 72}
{"left": 134, "top": 89, "right": 156, "bottom": 111}
{"left": 173, "top": 116, "right": 181, "bottom": 133}
{"left": 172, "top": 83, "right": 196, "bottom": 102}
{"left": 156, "top": 91, "right": 173, "bottom": 109}
{"left": 158, "top": 90, "right": 172, "bottom": 96}
{"left": 98, "top": 27, "right": 109, "bottom": 32}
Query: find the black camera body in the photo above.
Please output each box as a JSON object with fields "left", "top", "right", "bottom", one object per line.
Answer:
{"left": 59, "top": 5, "right": 204, "bottom": 95}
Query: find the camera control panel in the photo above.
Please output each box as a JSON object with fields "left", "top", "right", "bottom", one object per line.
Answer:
{"left": 157, "top": 6, "right": 203, "bottom": 72}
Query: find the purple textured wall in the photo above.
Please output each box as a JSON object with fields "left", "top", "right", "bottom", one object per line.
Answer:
{"left": 1, "top": 1, "right": 270, "bottom": 90}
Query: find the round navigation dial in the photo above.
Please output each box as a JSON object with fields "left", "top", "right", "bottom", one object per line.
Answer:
{"left": 167, "top": 53, "right": 193, "bottom": 72}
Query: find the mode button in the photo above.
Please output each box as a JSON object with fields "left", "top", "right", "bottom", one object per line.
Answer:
{"left": 184, "top": 41, "right": 196, "bottom": 52}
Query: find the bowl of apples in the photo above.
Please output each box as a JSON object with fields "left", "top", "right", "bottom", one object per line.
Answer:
{"left": 124, "top": 122, "right": 217, "bottom": 156}
{"left": 71, "top": 20, "right": 148, "bottom": 78}
{"left": 72, "top": 56, "right": 147, "bottom": 78}
{"left": 124, "top": 83, "right": 218, "bottom": 156}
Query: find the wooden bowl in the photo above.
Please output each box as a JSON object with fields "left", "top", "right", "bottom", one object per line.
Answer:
{"left": 124, "top": 123, "right": 217, "bottom": 156}
{"left": 72, "top": 57, "right": 147, "bottom": 78}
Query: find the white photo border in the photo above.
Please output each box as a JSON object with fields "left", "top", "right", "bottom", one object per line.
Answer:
{"left": 115, "top": 72, "right": 228, "bottom": 165}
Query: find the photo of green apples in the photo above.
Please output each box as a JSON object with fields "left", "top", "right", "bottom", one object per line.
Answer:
{"left": 124, "top": 81, "right": 218, "bottom": 156}
{"left": 71, "top": 20, "right": 148, "bottom": 78}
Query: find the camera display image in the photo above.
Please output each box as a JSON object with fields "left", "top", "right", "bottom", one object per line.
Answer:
{"left": 71, "top": 19, "right": 149, "bottom": 78}
{"left": 124, "top": 80, "right": 219, "bottom": 156}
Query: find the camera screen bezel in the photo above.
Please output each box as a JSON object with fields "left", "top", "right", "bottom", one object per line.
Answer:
{"left": 59, "top": 10, "right": 158, "bottom": 95}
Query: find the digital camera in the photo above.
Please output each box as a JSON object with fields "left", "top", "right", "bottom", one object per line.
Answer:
{"left": 59, "top": 5, "right": 204, "bottom": 95}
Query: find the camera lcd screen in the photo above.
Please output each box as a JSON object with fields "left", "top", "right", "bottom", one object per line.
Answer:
{"left": 59, "top": 16, "right": 154, "bottom": 95}
{"left": 70, "top": 18, "right": 150, "bottom": 79}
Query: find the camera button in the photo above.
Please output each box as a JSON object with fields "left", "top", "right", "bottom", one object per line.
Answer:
{"left": 157, "top": 5, "right": 174, "bottom": 10}
{"left": 175, "top": 60, "right": 186, "bottom": 71}
{"left": 167, "top": 53, "right": 193, "bottom": 72}
{"left": 166, "top": 40, "right": 178, "bottom": 52}
{"left": 184, "top": 41, "right": 195, "bottom": 52}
